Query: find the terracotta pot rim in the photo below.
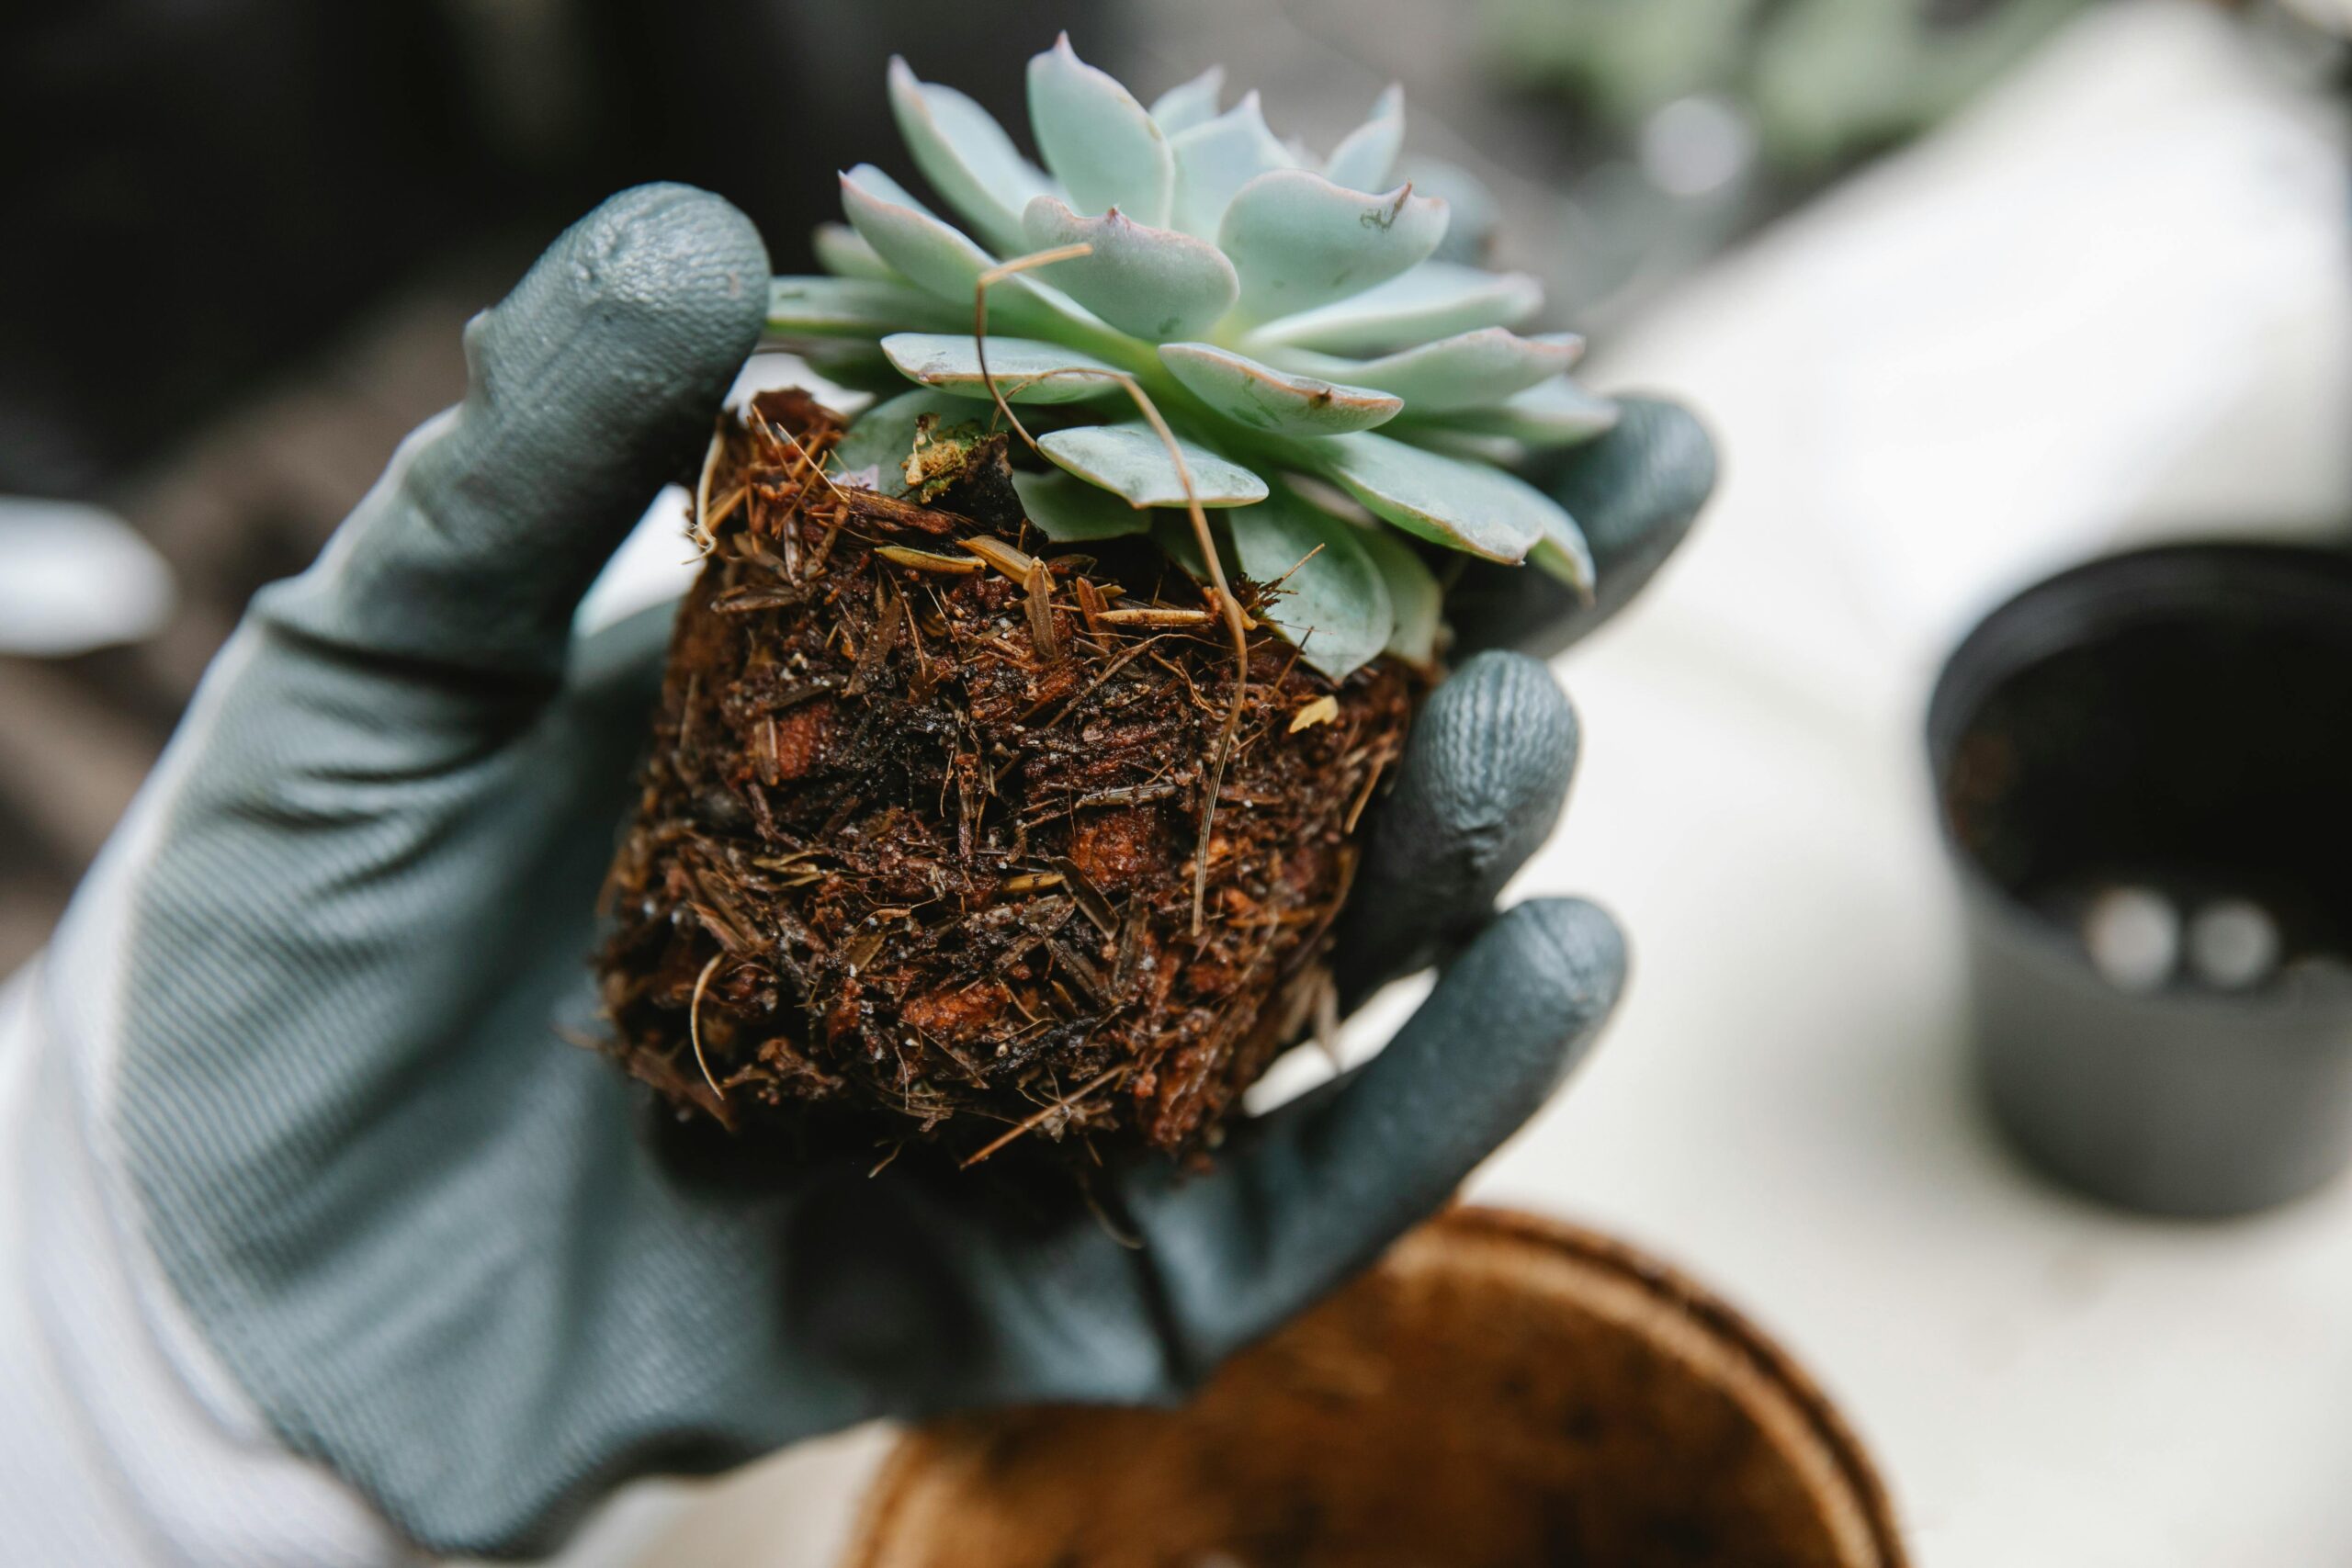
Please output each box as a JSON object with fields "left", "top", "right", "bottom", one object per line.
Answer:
{"left": 846, "top": 1202, "right": 1905, "bottom": 1567}
{"left": 1429, "top": 1205, "right": 1906, "bottom": 1565}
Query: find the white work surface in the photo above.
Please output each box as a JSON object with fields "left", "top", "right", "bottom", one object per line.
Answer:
{"left": 578, "top": 6, "right": 2352, "bottom": 1563}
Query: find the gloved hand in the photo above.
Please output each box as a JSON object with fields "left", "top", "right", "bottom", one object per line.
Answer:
{"left": 2, "top": 184, "right": 1713, "bottom": 1562}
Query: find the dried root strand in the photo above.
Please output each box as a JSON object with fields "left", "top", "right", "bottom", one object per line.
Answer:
{"left": 688, "top": 953, "right": 735, "bottom": 1130}
{"left": 959, "top": 1063, "right": 1127, "bottom": 1168}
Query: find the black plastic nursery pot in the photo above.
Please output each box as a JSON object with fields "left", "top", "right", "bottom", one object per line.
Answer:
{"left": 1928, "top": 543, "right": 2352, "bottom": 1218}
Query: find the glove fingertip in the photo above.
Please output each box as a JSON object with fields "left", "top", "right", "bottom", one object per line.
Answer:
{"left": 1547, "top": 395, "right": 1718, "bottom": 562}
{"left": 1399, "top": 650, "right": 1579, "bottom": 863}
{"left": 1487, "top": 896, "right": 1628, "bottom": 1086}
{"left": 1125, "top": 895, "right": 1627, "bottom": 1379}
{"left": 1334, "top": 654, "right": 1580, "bottom": 1010}
{"left": 475, "top": 182, "right": 770, "bottom": 405}
{"left": 310, "top": 186, "right": 772, "bottom": 676}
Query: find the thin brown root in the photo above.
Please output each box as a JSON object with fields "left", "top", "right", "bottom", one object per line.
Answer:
{"left": 1078, "top": 1176, "right": 1145, "bottom": 1249}
{"left": 1343, "top": 739, "right": 1396, "bottom": 835}
{"left": 1033, "top": 632, "right": 1172, "bottom": 727}
{"left": 706, "top": 486, "right": 748, "bottom": 536}
{"left": 972, "top": 242, "right": 1094, "bottom": 457}
{"left": 690, "top": 422, "right": 727, "bottom": 558}
{"left": 688, "top": 953, "right": 730, "bottom": 1118}
{"left": 959, "top": 1062, "right": 1126, "bottom": 1168}
{"left": 1266, "top": 542, "right": 1327, "bottom": 592}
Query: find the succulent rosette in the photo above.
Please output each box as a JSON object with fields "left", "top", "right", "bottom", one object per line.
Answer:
{"left": 764, "top": 34, "right": 1619, "bottom": 681}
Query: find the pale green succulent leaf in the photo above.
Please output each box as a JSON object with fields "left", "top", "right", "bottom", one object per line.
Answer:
{"left": 1148, "top": 65, "right": 1225, "bottom": 136}
{"left": 832, "top": 389, "right": 986, "bottom": 497}
{"left": 1021, "top": 197, "right": 1238, "bottom": 342}
{"left": 787, "top": 340, "right": 904, "bottom": 393}
{"left": 840, "top": 167, "right": 1128, "bottom": 354}
{"left": 842, "top": 163, "right": 935, "bottom": 216}
{"left": 812, "top": 222, "right": 899, "bottom": 282}
{"left": 796, "top": 54, "right": 1601, "bottom": 602}
{"left": 1530, "top": 514, "right": 1598, "bottom": 597}
{"left": 1393, "top": 426, "right": 1529, "bottom": 467}
{"left": 1322, "top": 84, "right": 1406, "bottom": 193}
{"left": 1218, "top": 171, "right": 1449, "bottom": 325}
{"left": 1351, "top": 512, "right": 1443, "bottom": 664}
{"left": 839, "top": 166, "right": 998, "bottom": 303}
{"left": 880, "top": 333, "right": 1122, "bottom": 404}
{"left": 1012, "top": 467, "right": 1154, "bottom": 541}
{"left": 1242, "top": 260, "right": 1543, "bottom": 355}
{"left": 1167, "top": 92, "right": 1297, "bottom": 240}
{"left": 1415, "top": 375, "right": 1622, "bottom": 448}
{"left": 1026, "top": 33, "right": 1173, "bottom": 226}
{"left": 1157, "top": 342, "right": 1402, "bottom": 435}
{"left": 1281, "top": 328, "right": 1584, "bottom": 412}
{"left": 766, "top": 276, "right": 967, "bottom": 336}
{"left": 1402, "top": 155, "right": 1503, "bottom": 265}
{"left": 1229, "top": 493, "right": 1394, "bottom": 679}
{"left": 1297, "top": 430, "right": 1567, "bottom": 562}
{"left": 888, "top": 56, "right": 1059, "bottom": 256}
{"left": 1040, "top": 423, "right": 1269, "bottom": 507}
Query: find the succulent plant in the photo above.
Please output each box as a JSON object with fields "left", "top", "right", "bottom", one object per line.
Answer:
{"left": 599, "top": 38, "right": 1647, "bottom": 1163}
{"left": 764, "top": 34, "right": 1620, "bottom": 681}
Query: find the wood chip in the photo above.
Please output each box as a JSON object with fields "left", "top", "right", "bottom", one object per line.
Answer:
{"left": 960, "top": 534, "right": 1040, "bottom": 582}
{"left": 1288, "top": 694, "right": 1340, "bottom": 733}
{"left": 1024, "top": 560, "right": 1060, "bottom": 661}
{"left": 842, "top": 487, "right": 964, "bottom": 535}
{"left": 1047, "top": 855, "right": 1120, "bottom": 938}
{"left": 1086, "top": 783, "right": 1180, "bottom": 809}
{"left": 1097, "top": 606, "right": 1217, "bottom": 627}
{"left": 711, "top": 583, "right": 808, "bottom": 614}
{"left": 704, "top": 485, "right": 748, "bottom": 535}
{"left": 875, "top": 545, "right": 983, "bottom": 574}
{"left": 754, "top": 716, "right": 782, "bottom": 786}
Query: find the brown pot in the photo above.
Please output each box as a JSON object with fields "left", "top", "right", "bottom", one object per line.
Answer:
{"left": 843, "top": 1205, "right": 1905, "bottom": 1568}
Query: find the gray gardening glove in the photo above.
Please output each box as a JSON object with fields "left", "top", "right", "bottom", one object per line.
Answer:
{"left": 21, "top": 184, "right": 1713, "bottom": 1560}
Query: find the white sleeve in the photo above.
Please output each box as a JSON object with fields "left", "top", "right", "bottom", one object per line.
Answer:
{"left": 0, "top": 614, "right": 690, "bottom": 1568}
{"left": 0, "top": 954, "right": 418, "bottom": 1568}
